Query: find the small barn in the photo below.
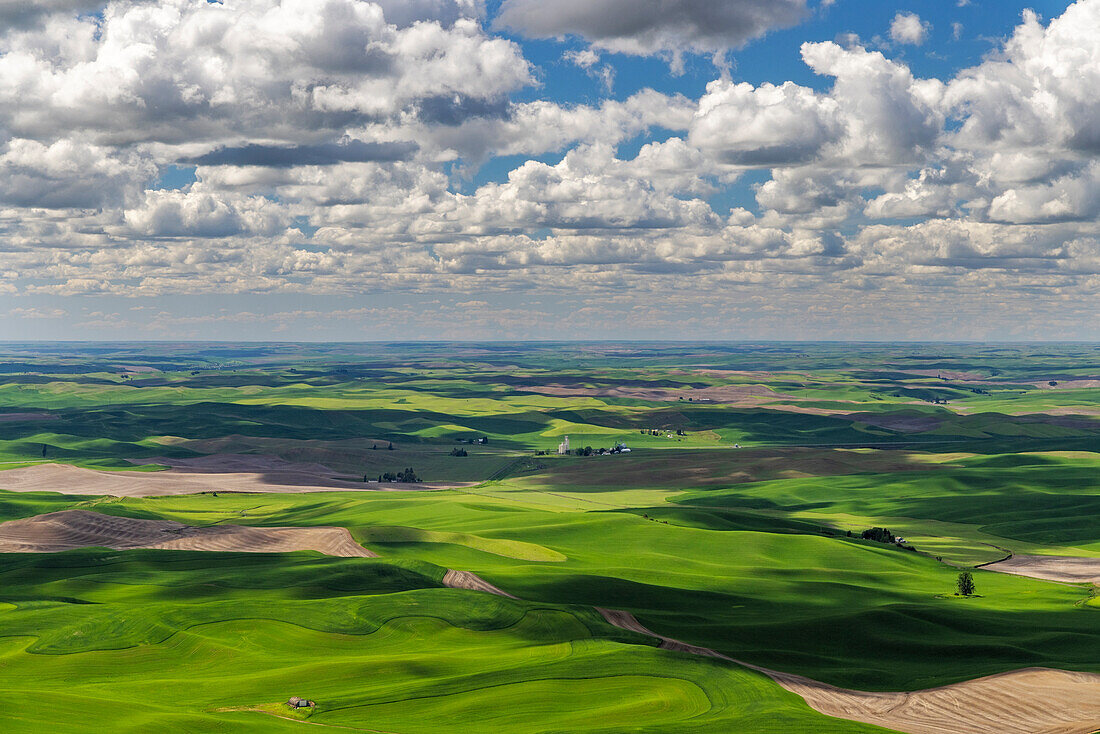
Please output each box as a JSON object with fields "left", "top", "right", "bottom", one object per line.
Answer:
{"left": 287, "top": 696, "right": 315, "bottom": 709}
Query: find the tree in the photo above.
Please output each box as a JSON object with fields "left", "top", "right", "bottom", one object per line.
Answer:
{"left": 387, "top": 442, "right": 394, "bottom": 450}
{"left": 956, "top": 571, "right": 976, "bottom": 596}
{"left": 381, "top": 467, "right": 420, "bottom": 482}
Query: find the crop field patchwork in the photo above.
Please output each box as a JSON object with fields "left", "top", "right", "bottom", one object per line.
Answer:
{"left": 0, "top": 342, "right": 1097, "bottom": 733}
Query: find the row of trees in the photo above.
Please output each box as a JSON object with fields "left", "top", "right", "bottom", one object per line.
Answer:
{"left": 378, "top": 467, "right": 420, "bottom": 483}
{"left": 568, "top": 445, "right": 630, "bottom": 456}
{"left": 859, "top": 527, "right": 896, "bottom": 544}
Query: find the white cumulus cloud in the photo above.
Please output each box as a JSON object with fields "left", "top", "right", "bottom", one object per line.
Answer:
{"left": 890, "top": 11, "right": 930, "bottom": 46}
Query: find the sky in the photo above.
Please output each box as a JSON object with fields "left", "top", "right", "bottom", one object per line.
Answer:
{"left": 0, "top": 0, "right": 1098, "bottom": 341}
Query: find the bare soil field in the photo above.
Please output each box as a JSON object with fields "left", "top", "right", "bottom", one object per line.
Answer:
{"left": 896, "top": 369, "right": 991, "bottom": 381}
{"left": 0, "top": 462, "right": 458, "bottom": 497}
{"left": 845, "top": 412, "right": 947, "bottom": 433}
{"left": 596, "top": 608, "right": 724, "bottom": 658}
{"left": 516, "top": 383, "right": 788, "bottom": 404}
{"left": 518, "top": 382, "right": 929, "bottom": 419}
{"left": 531, "top": 447, "right": 945, "bottom": 489}
{"left": 441, "top": 569, "right": 518, "bottom": 599}
{"left": 1034, "top": 380, "right": 1100, "bottom": 389}
{"left": 0, "top": 509, "right": 376, "bottom": 557}
{"left": 151, "top": 435, "right": 442, "bottom": 474}
{"left": 595, "top": 608, "right": 1100, "bottom": 734}
{"left": 681, "top": 368, "right": 805, "bottom": 380}
{"left": 764, "top": 665, "right": 1100, "bottom": 734}
{"left": 757, "top": 403, "right": 855, "bottom": 416}
{"left": 128, "top": 453, "right": 348, "bottom": 476}
{"left": 952, "top": 405, "right": 1100, "bottom": 419}
{"left": 0, "top": 412, "right": 58, "bottom": 422}
{"left": 1017, "top": 414, "right": 1100, "bottom": 430}
{"left": 893, "top": 368, "right": 1100, "bottom": 391}
{"left": 1029, "top": 407, "right": 1100, "bottom": 418}
{"left": 984, "top": 555, "right": 1100, "bottom": 585}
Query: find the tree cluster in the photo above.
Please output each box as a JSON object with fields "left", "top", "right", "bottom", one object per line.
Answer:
{"left": 379, "top": 467, "right": 420, "bottom": 482}
{"left": 860, "top": 527, "right": 896, "bottom": 544}
{"left": 450, "top": 447, "right": 468, "bottom": 457}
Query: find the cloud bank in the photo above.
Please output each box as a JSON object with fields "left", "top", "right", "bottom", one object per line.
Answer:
{"left": 0, "top": 0, "right": 1098, "bottom": 338}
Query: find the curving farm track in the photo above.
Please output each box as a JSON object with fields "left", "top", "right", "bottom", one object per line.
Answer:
{"left": 594, "top": 607, "right": 1100, "bottom": 734}
{"left": 3, "top": 506, "right": 1097, "bottom": 734}
{"left": 441, "top": 568, "right": 519, "bottom": 598}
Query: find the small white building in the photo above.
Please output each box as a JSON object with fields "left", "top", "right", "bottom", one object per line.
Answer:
{"left": 557, "top": 435, "right": 570, "bottom": 455}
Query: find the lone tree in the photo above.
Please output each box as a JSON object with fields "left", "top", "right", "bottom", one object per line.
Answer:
{"left": 956, "top": 571, "right": 976, "bottom": 596}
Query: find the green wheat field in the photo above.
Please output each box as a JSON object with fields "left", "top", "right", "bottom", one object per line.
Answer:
{"left": 0, "top": 342, "right": 1097, "bottom": 733}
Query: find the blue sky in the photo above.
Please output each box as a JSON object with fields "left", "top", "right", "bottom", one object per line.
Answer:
{"left": 499, "top": 1, "right": 1062, "bottom": 102}
{"left": 0, "top": 0, "right": 1097, "bottom": 340}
